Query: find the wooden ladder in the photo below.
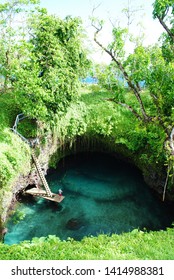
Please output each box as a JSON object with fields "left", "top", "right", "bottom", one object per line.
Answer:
{"left": 31, "top": 149, "right": 52, "bottom": 197}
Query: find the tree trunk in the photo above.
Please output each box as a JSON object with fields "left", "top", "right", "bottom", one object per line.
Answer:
{"left": 157, "top": 16, "right": 174, "bottom": 43}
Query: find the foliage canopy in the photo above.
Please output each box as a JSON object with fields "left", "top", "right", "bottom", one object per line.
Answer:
{"left": 0, "top": 0, "right": 89, "bottom": 121}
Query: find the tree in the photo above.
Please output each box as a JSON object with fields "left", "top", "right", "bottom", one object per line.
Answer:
{"left": 91, "top": 17, "right": 151, "bottom": 123}
{"left": 153, "top": 0, "right": 174, "bottom": 42}
{"left": 91, "top": 2, "right": 174, "bottom": 132}
{"left": 0, "top": 1, "right": 90, "bottom": 120}
{"left": 14, "top": 9, "right": 90, "bottom": 121}
{"left": 153, "top": 0, "right": 174, "bottom": 62}
{"left": 0, "top": 0, "right": 40, "bottom": 93}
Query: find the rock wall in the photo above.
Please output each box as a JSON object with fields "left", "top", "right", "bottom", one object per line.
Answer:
{"left": 0, "top": 131, "right": 59, "bottom": 229}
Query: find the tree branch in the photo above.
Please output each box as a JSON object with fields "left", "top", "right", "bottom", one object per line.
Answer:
{"left": 163, "top": 164, "right": 169, "bottom": 201}
{"left": 157, "top": 16, "right": 174, "bottom": 43}
{"left": 105, "top": 98, "right": 143, "bottom": 121}
{"left": 92, "top": 22, "right": 150, "bottom": 122}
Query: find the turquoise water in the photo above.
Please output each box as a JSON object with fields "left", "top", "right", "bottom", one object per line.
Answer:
{"left": 4, "top": 153, "right": 174, "bottom": 245}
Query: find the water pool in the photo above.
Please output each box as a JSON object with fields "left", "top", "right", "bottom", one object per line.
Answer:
{"left": 4, "top": 153, "right": 174, "bottom": 245}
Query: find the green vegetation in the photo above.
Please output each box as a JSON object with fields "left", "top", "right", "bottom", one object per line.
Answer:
{"left": 0, "top": 0, "right": 89, "bottom": 121}
{"left": 0, "top": 228, "right": 174, "bottom": 260}
{"left": 0, "top": 0, "right": 174, "bottom": 259}
{"left": 0, "top": 93, "right": 31, "bottom": 227}
{"left": 51, "top": 87, "right": 167, "bottom": 174}
{"left": 0, "top": 93, "right": 31, "bottom": 190}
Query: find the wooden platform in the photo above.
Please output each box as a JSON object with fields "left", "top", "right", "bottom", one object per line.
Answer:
{"left": 25, "top": 188, "right": 65, "bottom": 203}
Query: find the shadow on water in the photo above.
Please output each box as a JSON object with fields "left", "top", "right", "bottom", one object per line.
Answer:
{"left": 4, "top": 152, "right": 174, "bottom": 244}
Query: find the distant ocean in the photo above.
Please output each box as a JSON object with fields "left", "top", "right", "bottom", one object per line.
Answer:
{"left": 81, "top": 76, "right": 145, "bottom": 88}
{"left": 81, "top": 76, "right": 98, "bottom": 84}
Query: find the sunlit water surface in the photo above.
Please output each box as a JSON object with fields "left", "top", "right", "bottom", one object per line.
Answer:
{"left": 4, "top": 153, "right": 174, "bottom": 245}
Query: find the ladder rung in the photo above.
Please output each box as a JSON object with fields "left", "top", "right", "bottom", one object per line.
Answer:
{"left": 31, "top": 150, "right": 52, "bottom": 197}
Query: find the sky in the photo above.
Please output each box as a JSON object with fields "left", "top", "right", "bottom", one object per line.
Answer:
{"left": 39, "top": 0, "right": 164, "bottom": 63}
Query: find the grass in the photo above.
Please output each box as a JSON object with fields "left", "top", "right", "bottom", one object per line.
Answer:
{"left": 0, "top": 94, "right": 31, "bottom": 218}
{"left": 0, "top": 228, "right": 174, "bottom": 260}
